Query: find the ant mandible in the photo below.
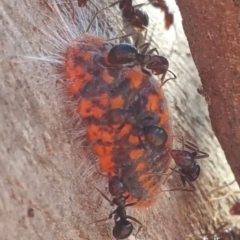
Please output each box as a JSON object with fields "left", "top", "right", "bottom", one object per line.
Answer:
{"left": 91, "top": 176, "right": 143, "bottom": 239}
{"left": 107, "top": 41, "right": 176, "bottom": 87}
{"left": 170, "top": 140, "right": 209, "bottom": 190}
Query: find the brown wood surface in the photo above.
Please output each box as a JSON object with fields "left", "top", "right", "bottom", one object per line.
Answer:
{"left": 176, "top": 0, "right": 240, "bottom": 187}
{"left": 0, "top": 0, "right": 239, "bottom": 240}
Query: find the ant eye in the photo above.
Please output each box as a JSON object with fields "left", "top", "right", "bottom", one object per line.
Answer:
{"left": 113, "top": 220, "right": 133, "bottom": 239}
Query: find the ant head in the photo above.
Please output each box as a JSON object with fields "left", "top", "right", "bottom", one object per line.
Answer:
{"left": 132, "top": 9, "right": 149, "bottom": 30}
{"left": 119, "top": 0, "right": 133, "bottom": 9}
{"left": 183, "top": 165, "right": 200, "bottom": 182}
{"left": 109, "top": 176, "right": 126, "bottom": 197}
{"left": 113, "top": 219, "right": 133, "bottom": 239}
{"left": 120, "top": 0, "right": 134, "bottom": 19}
{"left": 108, "top": 43, "right": 138, "bottom": 65}
{"left": 145, "top": 55, "right": 169, "bottom": 75}
{"left": 143, "top": 126, "right": 168, "bottom": 148}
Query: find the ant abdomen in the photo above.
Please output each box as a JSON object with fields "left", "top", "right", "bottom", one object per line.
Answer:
{"left": 182, "top": 165, "right": 200, "bottom": 182}
{"left": 108, "top": 43, "right": 138, "bottom": 65}
{"left": 113, "top": 219, "right": 133, "bottom": 239}
{"left": 130, "top": 9, "right": 149, "bottom": 32}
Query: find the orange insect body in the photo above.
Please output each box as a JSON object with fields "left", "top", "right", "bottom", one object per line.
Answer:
{"left": 65, "top": 35, "right": 173, "bottom": 206}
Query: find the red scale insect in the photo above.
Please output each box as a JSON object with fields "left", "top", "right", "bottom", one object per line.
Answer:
{"left": 65, "top": 35, "right": 173, "bottom": 206}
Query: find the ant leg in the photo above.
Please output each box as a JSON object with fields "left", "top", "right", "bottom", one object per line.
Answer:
{"left": 159, "top": 69, "right": 177, "bottom": 88}
{"left": 106, "top": 1, "right": 121, "bottom": 8}
{"left": 184, "top": 177, "right": 197, "bottom": 191}
{"left": 142, "top": 27, "right": 148, "bottom": 43}
{"left": 161, "top": 187, "right": 194, "bottom": 193}
{"left": 84, "top": 216, "right": 111, "bottom": 226}
{"left": 85, "top": 1, "right": 121, "bottom": 33}
{"left": 107, "top": 32, "right": 139, "bottom": 41}
{"left": 184, "top": 141, "right": 209, "bottom": 159}
{"left": 138, "top": 42, "right": 151, "bottom": 54}
{"left": 180, "top": 175, "right": 188, "bottom": 188}
{"left": 125, "top": 215, "right": 143, "bottom": 236}
{"left": 137, "top": 134, "right": 149, "bottom": 150}
{"left": 212, "top": 222, "right": 228, "bottom": 234}
{"left": 195, "top": 150, "right": 209, "bottom": 159}
{"left": 133, "top": 3, "right": 150, "bottom": 9}
{"left": 209, "top": 180, "right": 236, "bottom": 194}
{"left": 69, "top": 0, "right": 75, "bottom": 20}
{"left": 85, "top": 1, "right": 101, "bottom": 33}
{"left": 123, "top": 89, "right": 139, "bottom": 108}
{"left": 184, "top": 141, "right": 199, "bottom": 151}
{"left": 180, "top": 136, "right": 185, "bottom": 151}
{"left": 147, "top": 47, "right": 159, "bottom": 55}
{"left": 94, "top": 186, "right": 113, "bottom": 204}
{"left": 169, "top": 167, "right": 196, "bottom": 191}
{"left": 134, "top": 32, "right": 142, "bottom": 48}
{"left": 84, "top": 208, "right": 118, "bottom": 227}
{"left": 172, "top": 134, "right": 185, "bottom": 150}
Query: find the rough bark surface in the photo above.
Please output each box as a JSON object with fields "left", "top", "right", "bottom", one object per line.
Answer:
{"left": 0, "top": 0, "right": 239, "bottom": 240}
{"left": 176, "top": 0, "right": 240, "bottom": 186}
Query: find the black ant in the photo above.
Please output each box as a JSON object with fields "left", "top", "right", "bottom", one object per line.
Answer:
{"left": 148, "top": 0, "right": 174, "bottom": 29}
{"left": 195, "top": 222, "right": 240, "bottom": 240}
{"left": 105, "top": 0, "right": 149, "bottom": 33}
{"left": 170, "top": 140, "right": 209, "bottom": 190}
{"left": 91, "top": 176, "right": 143, "bottom": 239}
{"left": 107, "top": 42, "right": 176, "bottom": 87}
{"left": 76, "top": 0, "right": 148, "bottom": 33}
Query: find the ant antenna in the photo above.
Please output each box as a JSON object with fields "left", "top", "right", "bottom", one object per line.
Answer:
{"left": 159, "top": 69, "right": 177, "bottom": 88}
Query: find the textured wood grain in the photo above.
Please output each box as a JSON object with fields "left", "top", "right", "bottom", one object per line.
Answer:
{"left": 176, "top": 0, "right": 240, "bottom": 187}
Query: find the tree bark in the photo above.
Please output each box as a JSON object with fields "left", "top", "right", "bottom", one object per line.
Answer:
{"left": 0, "top": 0, "right": 239, "bottom": 240}
{"left": 176, "top": 0, "right": 240, "bottom": 186}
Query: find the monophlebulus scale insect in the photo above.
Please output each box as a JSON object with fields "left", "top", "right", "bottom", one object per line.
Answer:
{"left": 65, "top": 34, "right": 174, "bottom": 206}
